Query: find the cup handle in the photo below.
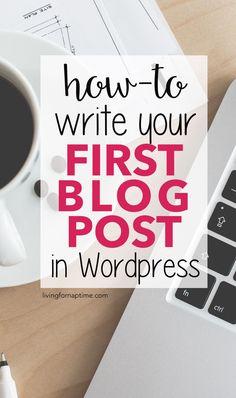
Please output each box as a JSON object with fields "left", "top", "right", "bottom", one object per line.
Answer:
{"left": 0, "top": 201, "right": 27, "bottom": 266}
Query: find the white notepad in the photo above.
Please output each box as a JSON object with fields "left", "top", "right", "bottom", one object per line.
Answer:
{"left": 98, "top": 0, "right": 182, "bottom": 54}
{"left": 0, "top": 0, "right": 181, "bottom": 55}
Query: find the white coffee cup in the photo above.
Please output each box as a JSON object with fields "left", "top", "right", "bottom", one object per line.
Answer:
{"left": 0, "top": 58, "right": 39, "bottom": 266}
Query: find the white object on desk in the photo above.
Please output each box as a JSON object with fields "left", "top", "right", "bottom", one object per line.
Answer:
{"left": 0, "top": 0, "right": 181, "bottom": 55}
{"left": 0, "top": 31, "right": 68, "bottom": 287}
{"left": 0, "top": 354, "right": 18, "bottom": 398}
{"left": 0, "top": 0, "right": 125, "bottom": 54}
{"left": 97, "top": 0, "right": 182, "bottom": 54}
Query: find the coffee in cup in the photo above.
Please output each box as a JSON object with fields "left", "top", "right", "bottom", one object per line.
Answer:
{"left": 0, "top": 58, "right": 39, "bottom": 266}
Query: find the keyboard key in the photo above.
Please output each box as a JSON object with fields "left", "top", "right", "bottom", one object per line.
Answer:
{"left": 222, "top": 171, "right": 236, "bottom": 203}
{"left": 208, "top": 202, "right": 236, "bottom": 242}
{"left": 175, "top": 273, "right": 215, "bottom": 309}
{"left": 194, "top": 235, "right": 236, "bottom": 276}
{"left": 208, "top": 282, "right": 236, "bottom": 324}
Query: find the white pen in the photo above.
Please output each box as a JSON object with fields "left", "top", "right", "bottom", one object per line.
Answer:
{"left": 0, "top": 354, "right": 18, "bottom": 398}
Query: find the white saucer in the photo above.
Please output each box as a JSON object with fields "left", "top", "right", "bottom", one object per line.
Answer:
{"left": 0, "top": 31, "right": 68, "bottom": 287}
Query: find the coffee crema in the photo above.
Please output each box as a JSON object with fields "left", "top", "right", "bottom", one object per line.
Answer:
{"left": 0, "top": 76, "right": 33, "bottom": 189}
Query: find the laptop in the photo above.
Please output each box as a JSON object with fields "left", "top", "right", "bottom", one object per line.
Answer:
{"left": 85, "top": 80, "right": 236, "bottom": 397}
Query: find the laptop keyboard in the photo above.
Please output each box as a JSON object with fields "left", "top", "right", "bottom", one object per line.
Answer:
{"left": 169, "top": 149, "right": 236, "bottom": 330}
{"left": 208, "top": 282, "right": 236, "bottom": 324}
{"left": 175, "top": 273, "right": 216, "bottom": 309}
{"left": 194, "top": 234, "right": 236, "bottom": 276}
{"left": 208, "top": 202, "right": 236, "bottom": 242}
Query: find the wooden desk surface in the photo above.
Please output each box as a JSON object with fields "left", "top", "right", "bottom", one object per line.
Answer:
{"left": 1, "top": 1, "right": 236, "bottom": 397}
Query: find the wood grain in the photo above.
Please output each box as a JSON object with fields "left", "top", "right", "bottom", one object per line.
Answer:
{"left": 1, "top": 2, "right": 236, "bottom": 397}
{"left": 1, "top": 284, "right": 132, "bottom": 397}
